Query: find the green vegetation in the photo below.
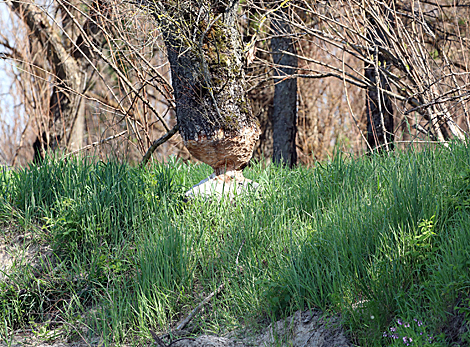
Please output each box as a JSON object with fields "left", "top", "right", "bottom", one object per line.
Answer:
{"left": 1, "top": 143, "right": 470, "bottom": 346}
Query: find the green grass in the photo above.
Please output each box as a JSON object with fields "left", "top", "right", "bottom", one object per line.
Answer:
{"left": 1, "top": 144, "right": 470, "bottom": 346}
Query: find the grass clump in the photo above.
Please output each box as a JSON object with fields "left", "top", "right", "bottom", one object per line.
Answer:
{"left": 0, "top": 144, "right": 470, "bottom": 346}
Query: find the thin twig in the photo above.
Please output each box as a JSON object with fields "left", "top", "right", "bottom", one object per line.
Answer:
{"left": 171, "top": 240, "right": 244, "bottom": 333}
{"left": 140, "top": 124, "right": 179, "bottom": 167}
{"left": 65, "top": 130, "right": 128, "bottom": 157}
{"left": 175, "top": 282, "right": 225, "bottom": 331}
{"left": 150, "top": 329, "right": 168, "bottom": 347}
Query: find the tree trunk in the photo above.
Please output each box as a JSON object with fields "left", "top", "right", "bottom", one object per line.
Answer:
{"left": 160, "top": 1, "right": 260, "bottom": 179}
{"left": 32, "top": 78, "right": 85, "bottom": 162}
{"left": 364, "top": 62, "right": 394, "bottom": 152}
{"left": 365, "top": 15, "right": 394, "bottom": 152}
{"left": 9, "top": 0, "right": 89, "bottom": 162}
{"left": 271, "top": 10, "right": 297, "bottom": 167}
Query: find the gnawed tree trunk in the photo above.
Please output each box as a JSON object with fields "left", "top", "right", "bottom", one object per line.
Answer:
{"left": 271, "top": 9, "right": 297, "bottom": 167}
{"left": 155, "top": 1, "right": 260, "bottom": 194}
{"left": 365, "top": 14, "right": 394, "bottom": 152}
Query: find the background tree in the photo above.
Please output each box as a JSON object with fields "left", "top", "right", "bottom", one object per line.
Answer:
{"left": 8, "top": 0, "right": 94, "bottom": 162}
{"left": 364, "top": 12, "right": 395, "bottom": 151}
{"left": 271, "top": 5, "right": 298, "bottom": 167}
{"left": 280, "top": 0, "right": 469, "bottom": 149}
{"left": 0, "top": 0, "right": 179, "bottom": 165}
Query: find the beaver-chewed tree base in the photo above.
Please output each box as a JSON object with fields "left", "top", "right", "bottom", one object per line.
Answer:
{"left": 184, "top": 125, "right": 260, "bottom": 200}
{"left": 158, "top": 0, "right": 261, "bottom": 200}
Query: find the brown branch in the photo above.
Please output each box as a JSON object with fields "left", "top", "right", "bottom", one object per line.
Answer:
{"left": 65, "top": 130, "right": 128, "bottom": 157}
{"left": 149, "top": 330, "right": 167, "bottom": 347}
{"left": 140, "top": 124, "right": 179, "bottom": 167}
{"left": 175, "top": 282, "right": 225, "bottom": 332}
{"left": 272, "top": 73, "right": 368, "bottom": 89}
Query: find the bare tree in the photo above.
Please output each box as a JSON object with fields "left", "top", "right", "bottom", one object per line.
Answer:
{"left": 302, "top": 0, "right": 469, "bottom": 148}
{"left": 0, "top": 0, "right": 180, "bottom": 165}
{"left": 7, "top": 0, "right": 91, "bottom": 162}
{"left": 364, "top": 11, "right": 395, "bottom": 151}
{"left": 245, "top": 0, "right": 470, "bottom": 155}
{"left": 245, "top": 2, "right": 365, "bottom": 164}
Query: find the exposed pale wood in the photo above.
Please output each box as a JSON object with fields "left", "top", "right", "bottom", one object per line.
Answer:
{"left": 185, "top": 125, "right": 260, "bottom": 175}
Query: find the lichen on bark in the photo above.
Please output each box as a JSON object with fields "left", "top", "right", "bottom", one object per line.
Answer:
{"left": 153, "top": 1, "right": 260, "bottom": 173}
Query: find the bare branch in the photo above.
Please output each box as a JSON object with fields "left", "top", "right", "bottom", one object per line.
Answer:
{"left": 140, "top": 124, "right": 179, "bottom": 167}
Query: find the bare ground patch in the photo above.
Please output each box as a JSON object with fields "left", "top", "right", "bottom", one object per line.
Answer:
{"left": 0, "top": 226, "right": 352, "bottom": 347}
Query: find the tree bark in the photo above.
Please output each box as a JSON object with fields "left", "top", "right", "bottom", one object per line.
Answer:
{"left": 271, "top": 10, "right": 297, "bottom": 167}
{"left": 365, "top": 14, "right": 395, "bottom": 152}
{"left": 158, "top": 1, "right": 260, "bottom": 177}
{"left": 10, "top": 0, "right": 89, "bottom": 162}
{"left": 32, "top": 78, "right": 85, "bottom": 161}
{"left": 364, "top": 62, "right": 394, "bottom": 152}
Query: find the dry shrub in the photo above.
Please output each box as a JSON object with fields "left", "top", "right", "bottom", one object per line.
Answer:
{"left": 2, "top": 0, "right": 470, "bottom": 167}
{"left": 0, "top": 0, "right": 189, "bottom": 166}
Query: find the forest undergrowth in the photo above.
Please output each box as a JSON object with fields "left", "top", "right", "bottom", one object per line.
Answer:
{"left": 1, "top": 143, "right": 470, "bottom": 346}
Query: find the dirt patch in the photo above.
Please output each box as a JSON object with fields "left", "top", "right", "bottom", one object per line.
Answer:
{"left": 1, "top": 310, "right": 352, "bottom": 347}
{"left": 167, "top": 310, "right": 352, "bottom": 346}
{"left": 244, "top": 310, "right": 352, "bottom": 347}
{"left": 168, "top": 335, "right": 245, "bottom": 347}
{"left": 1, "top": 229, "right": 351, "bottom": 347}
{"left": 0, "top": 333, "right": 91, "bottom": 347}
{"left": 0, "top": 229, "right": 52, "bottom": 281}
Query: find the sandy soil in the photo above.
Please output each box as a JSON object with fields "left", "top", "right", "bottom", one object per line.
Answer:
{"left": 0, "top": 228, "right": 352, "bottom": 347}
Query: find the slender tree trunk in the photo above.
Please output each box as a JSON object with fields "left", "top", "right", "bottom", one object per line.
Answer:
{"left": 365, "top": 15, "right": 394, "bottom": 152}
{"left": 68, "top": 97, "right": 85, "bottom": 152}
{"left": 10, "top": 0, "right": 89, "bottom": 162}
{"left": 32, "top": 78, "right": 85, "bottom": 162}
{"left": 364, "top": 62, "right": 394, "bottom": 151}
{"left": 271, "top": 9, "right": 297, "bottom": 167}
{"left": 160, "top": 1, "right": 260, "bottom": 177}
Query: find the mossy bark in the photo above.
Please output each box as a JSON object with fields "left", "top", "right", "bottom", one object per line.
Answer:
{"left": 159, "top": 1, "right": 260, "bottom": 174}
